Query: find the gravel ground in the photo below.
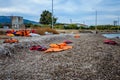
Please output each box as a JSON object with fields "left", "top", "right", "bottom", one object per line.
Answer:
{"left": 0, "top": 33, "right": 120, "bottom": 80}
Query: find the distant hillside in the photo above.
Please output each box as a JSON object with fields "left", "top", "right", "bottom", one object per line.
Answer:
{"left": 0, "top": 16, "right": 11, "bottom": 24}
{"left": 0, "top": 16, "right": 39, "bottom": 24}
{"left": 23, "top": 19, "right": 39, "bottom": 24}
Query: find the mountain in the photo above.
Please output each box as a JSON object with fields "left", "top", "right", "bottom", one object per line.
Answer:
{"left": 23, "top": 19, "right": 39, "bottom": 24}
{"left": 0, "top": 16, "right": 11, "bottom": 24}
{"left": 0, "top": 16, "right": 39, "bottom": 24}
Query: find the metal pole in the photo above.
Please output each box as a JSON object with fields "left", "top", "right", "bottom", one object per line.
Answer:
{"left": 118, "top": 17, "right": 119, "bottom": 26}
{"left": 70, "top": 19, "right": 72, "bottom": 24}
{"left": 52, "top": 0, "right": 53, "bottom": 28}
{"left": 118, "top": 16, "right": 119, "bottom": 30}
{"left": 95, "top": 10, "right": 97, "bottom": 31}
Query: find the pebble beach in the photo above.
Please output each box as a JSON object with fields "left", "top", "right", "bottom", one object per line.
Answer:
{"left": 0, "top": 33, "right": 120, "bottom": 80}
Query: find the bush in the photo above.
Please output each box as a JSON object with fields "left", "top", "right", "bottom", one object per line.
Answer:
{"left": 0, "top": 30, "right": 6, "bottom": 35}
{"left": 54, "top": 25, "right": 64, "bottom": 29}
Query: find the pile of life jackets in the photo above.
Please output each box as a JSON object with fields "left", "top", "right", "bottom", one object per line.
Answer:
{"left": 6, "top": 29, "right": 15, "bottom": 34}
{"left": 6, "top": 29, "right": 34, "bottom": 37}
{"left": 15, "top": 30, "right": 30, "bottom": 36}
{"left": 29, "top": 40, "right": 73, "bottom": 53}
{"left": 45, "top": 42, "right": 72, "bottom": 53}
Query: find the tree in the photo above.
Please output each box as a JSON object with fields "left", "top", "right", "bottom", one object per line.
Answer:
{"left": 25, "top": 23, "right": 33, "bottom": 28}
{"left": 0, "top": 23, "right": 2, "bottom": 28}
{"left": 39, "top": 10, "right": 57, "bottom": 25}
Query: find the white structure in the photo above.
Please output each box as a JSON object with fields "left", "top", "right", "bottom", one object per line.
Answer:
{"left": 11, "top": 16, "right": 24, "bottom": 29}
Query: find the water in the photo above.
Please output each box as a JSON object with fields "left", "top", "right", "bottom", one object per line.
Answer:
{"left": 102, "top": 34, "right": 120, "bottom": 38}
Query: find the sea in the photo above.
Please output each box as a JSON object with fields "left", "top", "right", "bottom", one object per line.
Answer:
{"left": 102, "top": 34, "right": 120, "bottom": 38}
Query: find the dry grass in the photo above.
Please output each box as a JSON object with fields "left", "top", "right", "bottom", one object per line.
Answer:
{"left": 32, "top": 27, "right": 59, "bottom": 35}
{"left": 0, "top": 30, "right": 6, "bottom": 35}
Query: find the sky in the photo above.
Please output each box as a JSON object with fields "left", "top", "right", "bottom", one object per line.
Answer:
{"left": 0, "top": 0, "right": 120, "bottom": 25}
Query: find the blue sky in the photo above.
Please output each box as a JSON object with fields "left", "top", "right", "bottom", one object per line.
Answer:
{"left": 0, "top": 0, "right": 120, "bottom": 25}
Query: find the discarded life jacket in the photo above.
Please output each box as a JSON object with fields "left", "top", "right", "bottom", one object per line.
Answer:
{"left": 23, "top": 30, "right": 30, "bottom": 36}
{"left": 15, "top": 31, "right": 22, "bottom": 36}
{"left": 45, "top": 43, "right": 72, "bottom": 53}
{"left": 6, "top": 33, "right": 14, "bottom": 37}
{"left": 15, "top": 30, "right": 30, "bottom": 36}
{"left": 3, "top": 38, "right": 19, "bottom": 43}
{"left": 6, "top": 29, "right": 15, "bottom": 34}
{"left": 74, "top": 34, "right": 80, "bottom": 38}
{"left": 30, "top": 45, "right": 47, "bottom": 51}
{"left": 63, "top": 40, "right": 73, "bottom": 44}
{"left": 104, "top": 39, "right": 117, "bottom": 45}
{"left": 31, "top": 29, "right": 36, "bottom": 33}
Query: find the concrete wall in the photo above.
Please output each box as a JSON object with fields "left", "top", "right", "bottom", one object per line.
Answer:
{"left": 11, "top": 16, "right": 24, "bottom": 29}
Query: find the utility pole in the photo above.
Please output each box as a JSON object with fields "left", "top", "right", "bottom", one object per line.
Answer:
{"left": 70, "top": 19, "right": 72, "bottom": 24}
{"left": 118, "top": 17, "right": 119, "bottom": 26}
{"left": 52, "top": 0, "right": 54, "bottom": 29}
{"left": 95, "top": 10, "right": 97, "bottom": 31}
{"left": 118, "top": 16, "right": 119, "bottom": 31}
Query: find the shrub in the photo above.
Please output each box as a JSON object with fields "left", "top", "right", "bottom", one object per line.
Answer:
{"left": 0, "top": 30, "right": 6, "bottom": 35}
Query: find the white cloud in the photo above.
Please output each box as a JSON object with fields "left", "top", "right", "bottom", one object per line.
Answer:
{"left": 0, "top": 7, "right": 36, "bottom": 15}
{"left": 0, "top": 0, "right": 119, "bottom": 25}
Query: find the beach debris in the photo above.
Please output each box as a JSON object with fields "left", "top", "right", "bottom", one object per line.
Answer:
{"left": 3, "top": 38, "right": 19, "bottom": 43}
{"left": 29, "top": 33, "right": 40, "bottom": 37}
{"left": 6, "top": 33, "right": 14, "bottom": 37}
{"left": 31, "top": 29, "right": 36, "bottom": 33}
{"left": 30, "top": 45, "right": 47, "bottom": 51}
{"left": 63, "top": 40, "right": 73, "bottom": 44}
{"left": 6, "top": 29, "right": 31, "bottom": 37}
{"left": 45, "top": 31, "right": 53, "bottom": 35}
{"left": 74, "top": 34, "right": 80, "bottom": 38}
{"left": 0, "top": 34, "right": 72, "bottom": 55}
{"left": 104, "top": 39, "right": 117, "bottom": 45}
{"left": 45, "top": 42, "right": 72, "bottom": 53}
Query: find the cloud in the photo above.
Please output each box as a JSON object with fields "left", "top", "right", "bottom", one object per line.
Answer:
{"left": 0, "top": 0, "right": 120, "bottom": 25}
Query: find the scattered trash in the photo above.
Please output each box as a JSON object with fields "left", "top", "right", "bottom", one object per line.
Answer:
{"left": 45, "top": 42, "right": 72, "bottom": 53}
{"left": 29, "top": 33, "right": 40, "bottom": 37}
{"left": 45, "top": 32, "right": 53, "bottom": 35}
{"left": 6, "top": 33, "right": 14, "bottom": 37}
{"left": 63, "top": 40, "right": 73, "bottom": 44}
{"left": 3, "top": 38, "right": 19, "bottom": 43}
{"left": 104, "top": 39, "right": 117, "bottom": 45}
{"left": 74, "top": 34, "right": 80, "bottom": 38}
{"left": 30, "top": 45, "right": 47, "bottom": 51}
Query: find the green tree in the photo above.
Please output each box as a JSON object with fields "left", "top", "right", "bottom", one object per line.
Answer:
{"left": 0, "top": 23, "right": 2, "bottom": 28}
{"left": 40, "top": 10, "right": 57, "bottom": 25}
{"left": 25, "top": 23, "right": 33, "bottom": 28}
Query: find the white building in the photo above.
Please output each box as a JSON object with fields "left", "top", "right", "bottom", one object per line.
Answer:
{"left": 11, "top": 16, "right": 25, "bottom": 29}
